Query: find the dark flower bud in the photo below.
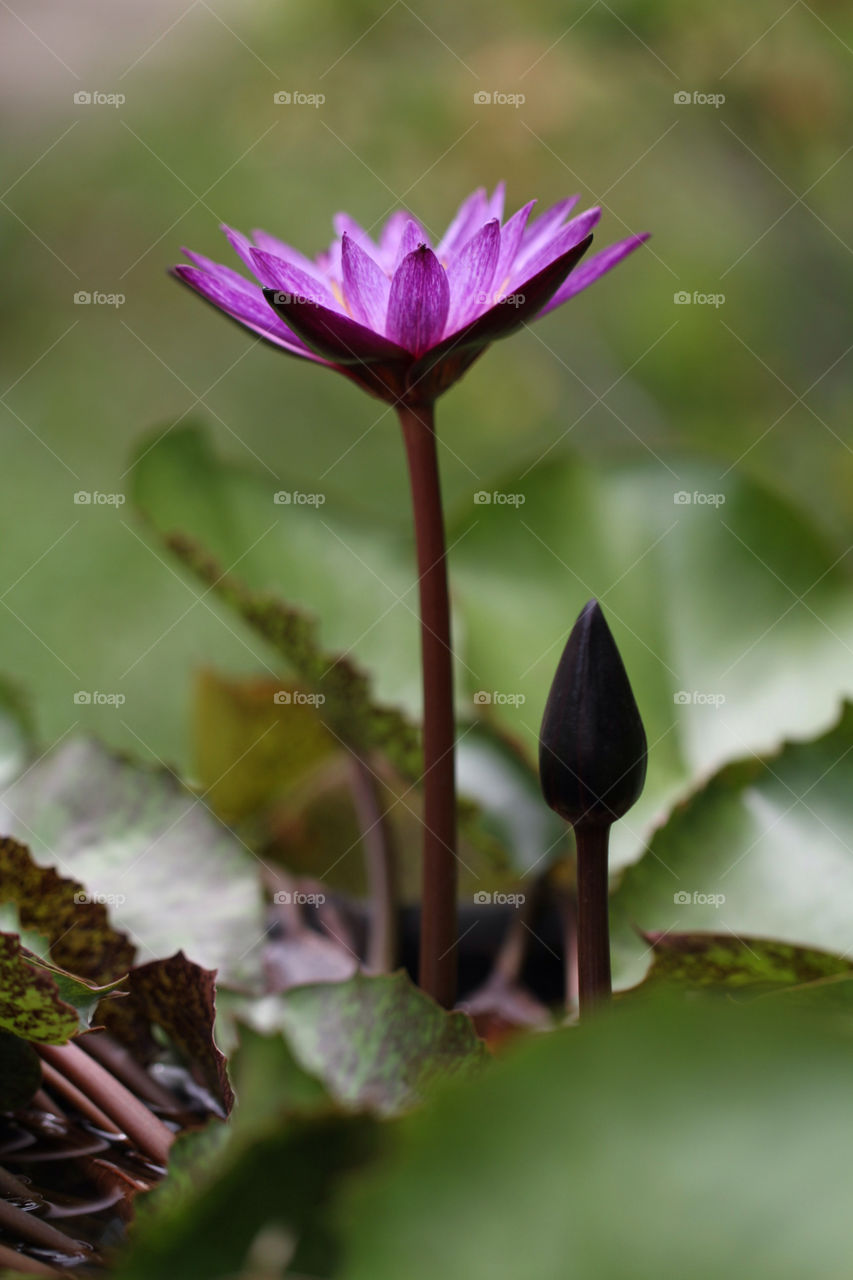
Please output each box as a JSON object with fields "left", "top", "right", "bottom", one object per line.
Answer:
{"left": 539, "top": 599, "right": 647, "bottom": 828}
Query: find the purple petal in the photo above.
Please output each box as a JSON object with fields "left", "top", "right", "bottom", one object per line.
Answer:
{"left": 537, "top": 233, "right": 650, "bottom": 317}
{"left": 251, "top": 228, "right": 329, "bottom": 283}
{"left": 494, "top": 200, "right": 536, "bottom": 290}
{"left": 377, "top": 211, "right": 412, "bottom": 271}
{"left": 249, "top": 249, "right": 341, "bottom": 311}
{"left": 516, "top": 196, "right": 581, "bottom": 266}
{"left": 406, "top": 234, "right": 594, "bottom": 395}
{"left": 445, "top": 219, "right": 500, "bottom": 335}
{"left": 265, "top": 288, "right": 411, "bottom": 367}
{"left": 182, "top": 247, "right": 258, "bottom": 295}
{"left": 510, "top": 209, "right": 600, "bottom": 290}
{"left": 173, "top": 264, "right": 319, "bottom": 358}
{"left": 486, "top": 181, "right": 506, "bottom": 224}
{"left": 386, "top": 245, "right": 450, "bottom": 356}
{"left": 393, "top": 219, "right": 432, "bottom": 272}
{"left": 221, "top": 225, "right": 258, "bottom": 276}
{"left": 436, "top": 187, "right": 487, "bottom": 262}
{"left": 341, "top": 233, "right": 391, "bottom": 333}
{"left": 333, "top": 212, "right": 379, "bottom": 256}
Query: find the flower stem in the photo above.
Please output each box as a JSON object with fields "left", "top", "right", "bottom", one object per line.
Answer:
{"left": 398, "top": 400, "right": 457, "bottom": 1009}
{"left": 574, "top": 823, "right": 612, "bottom": 1013}
{"left": 349, "top": 753, "right": 399, "bottom": 973}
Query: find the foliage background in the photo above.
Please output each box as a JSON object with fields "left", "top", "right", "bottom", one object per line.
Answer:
{"left": 2, "top": 0, "right": 852, "bottom": 819}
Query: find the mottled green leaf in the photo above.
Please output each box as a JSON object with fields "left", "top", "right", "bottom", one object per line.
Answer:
{"left": 628, "top": 932, "right": 852, "bottom": 991}
{"left": 250, "top": 971, "right": 486, "bottom": 1116}
{"left": 0, "top": 932, "right": 79, "bottom": 1043}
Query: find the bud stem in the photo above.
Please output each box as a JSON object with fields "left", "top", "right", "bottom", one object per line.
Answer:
{"left": 398, "top": 401, "right": 457, "bottom": 1009}
{"left": 575, "top": 823, "right": 612, "bottom": 1013}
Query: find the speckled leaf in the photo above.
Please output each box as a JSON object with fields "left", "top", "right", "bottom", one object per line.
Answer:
{"left": 629, "top": 933, "right": 853, "bottom": 991}
{"left": 263, "top": 971, "right": 486, "bottom": 1116}
{"left": 101, "top": 951, "right": 234, "bottom": 1115}
{"left": 0, "top": 836, "right": 134, "bottom": 983}
{"left": 0, "top": 740, "right": 264, "bottom": 985}
{"left": 0, "top": 932, "right": 80, "bottom": 1043}
{"left": 29, "top": 958, "right": 125, "bottom": 1034}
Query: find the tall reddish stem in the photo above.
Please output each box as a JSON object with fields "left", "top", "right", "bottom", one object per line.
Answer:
{"left": 398, "top": 400, "right": 457, "bottom": 1008}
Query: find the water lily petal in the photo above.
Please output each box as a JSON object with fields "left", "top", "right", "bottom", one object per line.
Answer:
{"left": 265, "top": 288, "right": 411, "bottom": 367}
{"left": 377, "top": 211, "right": 413, "bottom": 271}
{"left": 249, "top": 249, "right": 341, "bottom": 311}
{"left": 341, "top": 233, "right": 391, "bottom": 333}
{"left": 487, "top": 181, "right": 506, "bottom": 224}
{"left": 444, "top": 219, "right": 500, "bottom": 335}
{"left": 173, "top": 265, "right": 318, "bottom": 357}
{"left": 333, "top": 213, "right": 379, "bottom": 256}
{"left": 436, "top": 187, "right": 488, "bottom": 261}
{"left": 494, "top": 199, "right": 536, "bottom": 285}
{"left": 251, "top": 229, "right": 330, "bottom": 283}
{"left": 393, "top": 219, "right": 432, "bottom": 273}
{"left": 407, "top": 234, "right": 593, "bottom": 398}
{"left": 515, "top": 195, "right": 581, "bottom": 267}
{"left": 537, "top": 233, "right": 650, "bottom": 316}
{"left": 387, "top": 245, "right": 451, "bottom": 356}
{"left": 511, "top": 209, "right": 600, "bottom": 290}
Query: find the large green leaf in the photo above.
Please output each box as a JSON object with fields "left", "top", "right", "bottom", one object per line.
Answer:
{"left": 0, "top": 931, "right": 80, "bottom": 1043}
{"left": 0, "top": 739, "right": 264, "bottom": 984}
{"left": 610, "top": 703, "right": 853, "bottom": 987}
{"left": 449, "top": 455, "right": 853, "bottom": 868}
{"left": 246, "top": 971, "right": 486, "bottom": 1116}
{"left": 339, "top": 995, "right": 853, "bottom": 1280}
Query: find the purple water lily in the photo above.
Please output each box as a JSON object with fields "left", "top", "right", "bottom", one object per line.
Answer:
{"left": 171, "top": 183, "right": 648, "bottom": 1011}
{"left": 173, "top": 183, "right": 647, "bottom": 406}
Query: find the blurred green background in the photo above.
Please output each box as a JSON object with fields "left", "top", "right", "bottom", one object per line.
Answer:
{"left": 2, "top": 0, "right": 852, "bottom": 853}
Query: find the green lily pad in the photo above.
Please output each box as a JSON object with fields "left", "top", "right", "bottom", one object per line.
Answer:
{"left": 0, "top": 740, "right": 264, "bottom": 984}
{"left": 247, "top": 971, "right": 487, "bottom": 1116}
{"left": 610, "top": 703, "right": 853, "bottom": 987}
{"left": 339, "top": 995, "right": 853, "bottom": 1280}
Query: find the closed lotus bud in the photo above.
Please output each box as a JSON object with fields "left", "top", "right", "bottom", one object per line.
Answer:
{"left": 539, "top": 599, "right": 647, "bottom": 828}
